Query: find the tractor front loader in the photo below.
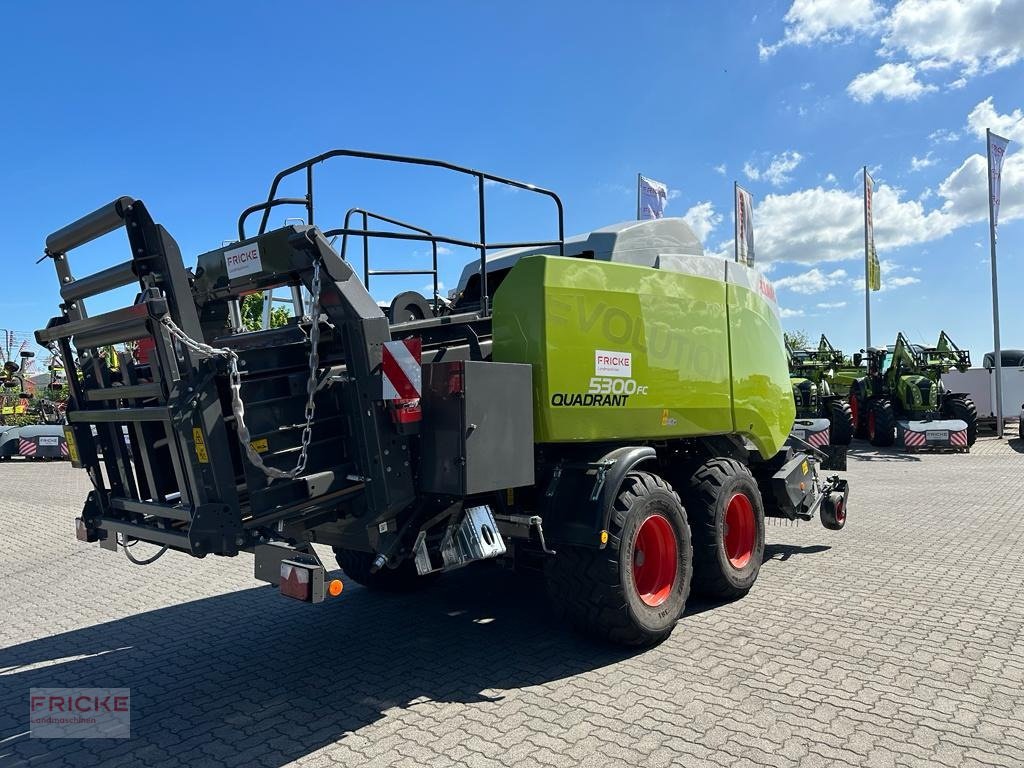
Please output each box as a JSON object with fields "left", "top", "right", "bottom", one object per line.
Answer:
{"left": 788, "top": 334, "right": 854, "bottom": 453}
{"left": 36, "top": 149, "right": 849, "bottom": 647}
{"left": 849, "top": 331, "right": 976, "bottom": 451}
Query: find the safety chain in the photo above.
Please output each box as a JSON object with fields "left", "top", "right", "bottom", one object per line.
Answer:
{"left": 160, "top": 258, "right": 324, "bottom": 481}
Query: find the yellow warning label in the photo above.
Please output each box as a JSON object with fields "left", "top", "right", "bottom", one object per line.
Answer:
{"left": 63, "top": 427, "right": 80, "bottom": 464}
{"left": 801, "top": 460, "right": 809, "bottom": 475}
{"left": 250, "top": 438, "right": 269, "bottom": 454}
{"left": 505, "top": 487, "right": 514, "bottom": 505}
{"left": 192, "top": 427, "right": 209, "bottom": 464}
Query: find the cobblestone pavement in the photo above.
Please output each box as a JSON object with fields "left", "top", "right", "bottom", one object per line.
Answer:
{"left": 1, "top": 430, "right": 1022, "bottom": 767}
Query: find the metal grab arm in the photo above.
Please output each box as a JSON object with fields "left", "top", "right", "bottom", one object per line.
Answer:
{"left": 46, "top": 196, "right": 135, "bottom": 254}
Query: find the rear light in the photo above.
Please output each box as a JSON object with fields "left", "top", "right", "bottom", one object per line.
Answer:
{"left": 279, "top": 559, "right": 326, "bottom": 603}
{"left": 388, "top": 398, "right": 422, "bottom": 424}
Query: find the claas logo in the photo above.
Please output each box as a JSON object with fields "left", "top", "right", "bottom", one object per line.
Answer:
{"left": 758, "top": 276, "right": 777, "bottom": 303}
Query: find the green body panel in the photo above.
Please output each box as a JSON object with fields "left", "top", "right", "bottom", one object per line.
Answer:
{"left": 491, "top": 255, "right": 793, "bottom": 458}
{"left": 830, "top": 368, "right": 862, "bottom": 397}
{"left": 894, "top": 374, "right": 937, "bottom": 415}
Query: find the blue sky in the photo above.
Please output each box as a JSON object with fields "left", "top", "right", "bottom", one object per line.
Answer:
{"left": 1, "top": 0, "right": 1021, "bottom": 365}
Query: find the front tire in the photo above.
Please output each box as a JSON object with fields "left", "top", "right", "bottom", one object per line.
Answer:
{"left": 545, "top": 471, "right": 692, "bottom": 646}
{"left": 828, "top": 400, "right": 855, "bottom": 446}
{"left": 942, "top": 395, "right": 978, "bottom": 446}
{"left": 681, "top": 458, "right": 766, "bottom": 600}
{"left": 868, "top": 398, "right": 897, "bottom": 447}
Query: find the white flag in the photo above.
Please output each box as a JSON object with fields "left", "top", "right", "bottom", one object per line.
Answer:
{"left": 638, "top": 175, "right": 668, "bottom": 220}
{"left": 734, "top": 184, "right": 755, "bottom": 266}
{"left": 988, "top": 131, "right": 1010, "bottom": 236}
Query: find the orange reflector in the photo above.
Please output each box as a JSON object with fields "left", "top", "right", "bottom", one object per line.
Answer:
{"left": 799, "top": 482, "right": 806, "bottom": 491}
{"left": 328, "top": 579, "right": 344, "bottom": 597}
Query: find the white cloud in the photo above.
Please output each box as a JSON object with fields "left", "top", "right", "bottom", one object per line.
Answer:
{"left": 929, "top": 128, "right": 960, "bottom": 143}
{"left": 910, "top": 152, "right": 938, "bottom": 171}
{"left": 717, "top": 99, "right": 1024, "bottom": 268}
{"left": 759, "top": 0, "right": 883, "bottom": 58}
{"left": 768, "top": 0, "right": 1024, "bottom": 97}
{"left": 668, "top": 189, "right": 682, "bottom": 201}
{"left": 825, "top": 173, "right": 837, "bottom": 183}
{"left": 713, "top": 163, "right": 727, "bottom": 175}
{"left": 881, "top": 0, "right": 1024, "bottom": 78}
{"left": 779, "top": 307, "right": 806, "bottom": 318}
{"left": 847, "top": 62, "right": 938, "bottom": 103}
{"left": 966, "top": 96, "right": 1024, "bottom": 142}
{"left": 744, "top": 151, "right": 804, "bottom": 186}
{"left": 773, "top": 267, "right": 849, "bottom": 294}
{"left": 816, "top": 301, "right": 848, "bottom": 309}
{"left": 681, "top": 201, "right": 723, "bottom": 243}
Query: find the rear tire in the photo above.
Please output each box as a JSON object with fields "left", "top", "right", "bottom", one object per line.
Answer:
{"left": 681, "top": 458, "right": 766, "bottom": 600}
{"left": 828, "top": 400, "right": 855, "bottom": 446}
{"left": 333, "top": 547, "right": 430, "bottom": 592}
{"left": 868, "top": 398, "right": 897, "bottom": 447}
{"left": 545, "top": 471, "right": 691, "bottom": 646}
{"left": 942, "top": 395, "right": 978, "bottom": 446}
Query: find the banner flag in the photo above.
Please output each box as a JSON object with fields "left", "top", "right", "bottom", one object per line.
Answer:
{"left": 864, "top": 170, "right": 881, "bottom": 291}
{"left": 988, "top": 132, "right": 1010, "bottom": 239}
{"left": 734, "top": 184, "right": 755, "bottom": 266}
{"left": 638, "top": 175, "right": 668, "bottom": 220}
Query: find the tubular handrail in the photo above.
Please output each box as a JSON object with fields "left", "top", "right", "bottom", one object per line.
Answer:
{"left": 237, "top": 149, "right": 565, "bottom": 315}
{"left": 338, "top": 208, "right": 439, "bottom": 304}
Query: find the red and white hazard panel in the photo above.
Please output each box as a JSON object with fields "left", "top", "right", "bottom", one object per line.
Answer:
{"left": 382, "top": 338, "right": 422, "bottom": 400}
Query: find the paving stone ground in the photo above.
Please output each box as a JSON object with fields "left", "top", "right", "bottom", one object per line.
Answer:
{"left": 1, "top": 428, "right": 1022, "bottom": 767}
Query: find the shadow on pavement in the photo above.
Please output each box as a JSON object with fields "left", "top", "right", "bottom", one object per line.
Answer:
{"left": 762, "top": 543, "right": 832, "bottom": 562}
{"left": 0, "top": 566, "right": 636, "bottom": 767}
{"left": 847, "top": 443, "right": 922, "bottom": 462}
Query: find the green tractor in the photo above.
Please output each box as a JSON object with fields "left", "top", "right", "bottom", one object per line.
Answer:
{"left": 788, "top": 334, "right": 854, "bottom": 446}
{"left": 849, "top": 331, "right": 977, "bottom": 450}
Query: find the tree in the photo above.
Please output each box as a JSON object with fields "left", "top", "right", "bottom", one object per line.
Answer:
{"left": 240, "top": 294, "right": 291, "bottom": 332}
{"left": 784, "top": 329, "right": 810, "bottom": 352}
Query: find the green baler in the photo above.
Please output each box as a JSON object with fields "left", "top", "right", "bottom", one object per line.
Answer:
{"left": 37, "top": 150, "right": 848, "bottom": 647}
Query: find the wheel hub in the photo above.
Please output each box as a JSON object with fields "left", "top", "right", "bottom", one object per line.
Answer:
{"left": 632, "top": 514, "right": 677, "bottom": 607}
{"left": 723, "top": 493, "right": 755, "bottom": 569}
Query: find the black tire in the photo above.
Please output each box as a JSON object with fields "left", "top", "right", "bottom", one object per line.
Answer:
{"left": 820, "top": 491, "right": 847, "bottom": 531}
{"left": 849, "top": 383, "right": 869, "bottom": 440}
{"left": 942, "top": 395, "right": 978, "bottom": 446}
{"left": 388, "top": 291, "right": 433, "bottom": 324}
{"left": 681, "top": 458, "right": 766, "bottom": 600}
{"left": 868, "top": 398, "right": 897, "bottom": 447}
{"left": 332, "top": 547, "right": 430, "bottom": 592}
{"left": 828, "top": 400, "right": 855, "bottom": 446}
{"left": 545, "top": 471, "right": 691, "bottom": 647}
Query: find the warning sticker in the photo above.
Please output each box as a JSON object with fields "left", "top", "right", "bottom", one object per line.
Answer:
{"left": 192, "top": 427, "right": 209, "bottom": 464}
{"left": 223, "top": 242, "right": 263, "bottom": 280}
{"left": 250, "top": 438, "right": 269, "bottom": 454}
{"left": 595, "top": 350, "right": 631, "bottom": 378}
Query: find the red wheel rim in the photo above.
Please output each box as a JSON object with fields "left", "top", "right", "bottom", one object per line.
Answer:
{"left": 632, "top": 514, "right": 678, "bottom": 607}
{"left": 724, "top": 493, "right": 756, "bottom": 569}
{"left": 849, "top": 396, "right": 858, "bottom": 426}
{"left": 834, "top": 497, "right": 846, "bottom": 524}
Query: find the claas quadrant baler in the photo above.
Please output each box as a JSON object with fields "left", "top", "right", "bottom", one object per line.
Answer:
{"left": 37, "top": 150, "right": 849, "bottom": 646}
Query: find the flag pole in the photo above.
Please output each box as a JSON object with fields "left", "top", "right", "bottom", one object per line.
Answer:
{"left": 636, "top": 174, "right": 641, "bottom": 220}
{"left": 986, "top": 129, "right": 1004, "bottom": 439}
{"left": 734, "top": 181, "right": 740, "bottom": 263}
{"left": 862, "top": 166, "right": 871, "bottom": 350}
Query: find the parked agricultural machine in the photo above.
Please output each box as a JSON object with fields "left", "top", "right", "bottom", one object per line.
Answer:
{"left": 788, "top": 334, "right": 854, "bottom": 450}
{"left": 849, "top": 331, "right": 976, "bottom": 451}
{"left": 36, "top": 150, "right": 849, "bottom": 646}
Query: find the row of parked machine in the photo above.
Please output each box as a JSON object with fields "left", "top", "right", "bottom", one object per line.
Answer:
{"left": 788, "top": 332, "right": 978, "bottom": 453}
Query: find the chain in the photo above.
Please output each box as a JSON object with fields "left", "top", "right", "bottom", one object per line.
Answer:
{"left": 160, "top": 258, "right": 324, "bottom": 482}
